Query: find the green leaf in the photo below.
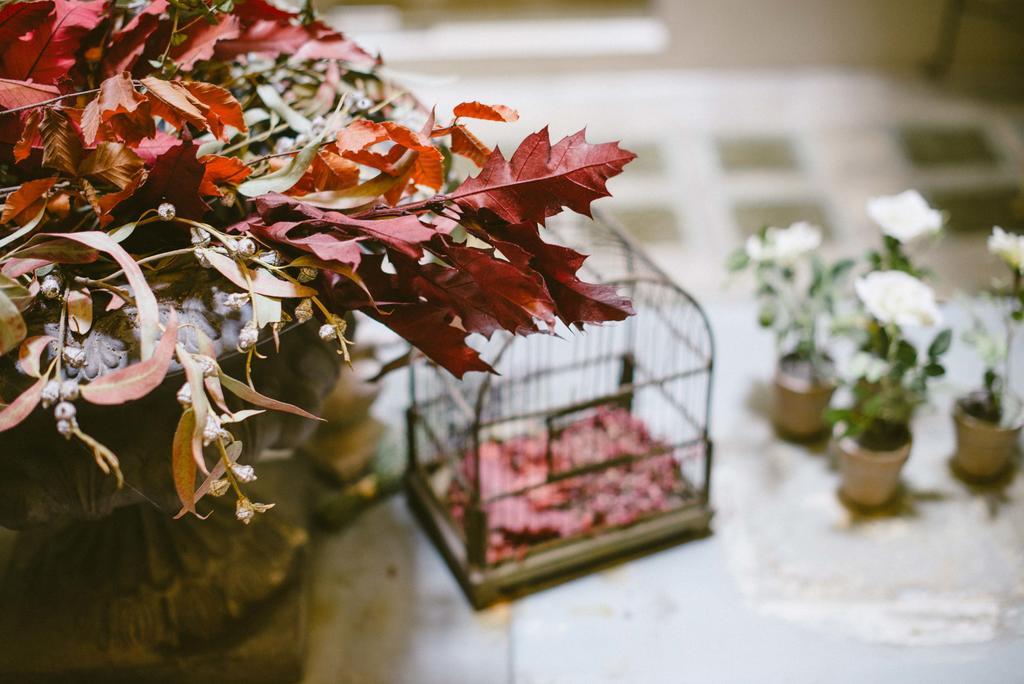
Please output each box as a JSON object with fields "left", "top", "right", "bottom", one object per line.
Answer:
{"left": 928, "top": 329, "right": 952, "bottom": 358}
{"left": 896, "top": 340, "right": 917, "bottom": 367}
{"left": 255, "top": 84, "right": 311, "bottom": 134}
{"left": 236, "top": 135, "right": 322, "bottom": 197}
{"left": 726, "top": 249, "right": 749, "bottom": 272}
{"left": 924, "top": 362, "right": 945, "bottom": 377}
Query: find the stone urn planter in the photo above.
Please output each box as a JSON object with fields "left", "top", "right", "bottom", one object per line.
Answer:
{"left": 952, "top": 393, "right": 1022, "bottom": 481}
{"left": 0, "top": 267, "right": 341, "bottom": 683}
{"left": 773, "top": 354, "right": 836, "bottom": 441}
{"left": 837, "top": 428, "right": 912, "bottom": 508}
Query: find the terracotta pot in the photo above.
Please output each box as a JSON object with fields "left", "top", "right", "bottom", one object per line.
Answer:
{"left": 773, "top": 362, "right": 835, "bottom": 441}
{"left": 837, "top": 435, "right": 911, "bottom": 507}
{"left": 953, "top": 401, "right": 1021, "bottom": 480}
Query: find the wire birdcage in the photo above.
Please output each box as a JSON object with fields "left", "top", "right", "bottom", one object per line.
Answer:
{"left": 405, "top": 212, "right": 714, "bottom": 607}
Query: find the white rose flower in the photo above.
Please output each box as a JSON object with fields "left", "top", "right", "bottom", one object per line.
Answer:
{"left": 744, "top": 221, "right": 822, "bottom": 265}
{"left": 987, "top": 226, "right": 1024, "bottom": 270}
{"left": 866, "top": 190, "right": 943, "bottom": 243}
{"left": 855, "top": 270, "right": 942, "bottom": 327}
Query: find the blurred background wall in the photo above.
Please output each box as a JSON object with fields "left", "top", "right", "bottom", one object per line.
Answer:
{"left": 322, "top": 0, "right": 1024, "bottom": 85}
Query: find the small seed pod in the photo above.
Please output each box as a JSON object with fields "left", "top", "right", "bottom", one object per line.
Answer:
{"left": 53, "top": 401, "right": 76, "bottom": 421}
{"left": 190, "top": 226, "right": 211, "bottom": 246}
{"left": 157, "top": 202, "right": 176, "bottom": 221}
{"left": 40, "top": 380, "right": 60, "bottom": 408}
{"left": 232, "top": 463, "right": 257, "bottom": 483}
{"left": 294, "top": 298, "right": 313, "bottom": 323}
{"left": 318, "top": 323, "right": 337, "bottom": 341}
{"left": 235, "top": 498, "right": 255, "bottom": 524}
{"left": 297, "top": 266, "right": 317, "bottom": 283}
{"left": 274, "top": 136, "right": 295, "bottom": 154}
{"left": 56, "top": 418, "right": 74, "bottom": 438}
{"left": 202, "top": 413, "right": 222, "bottom": 446}
{"left": 176, "top": 382, "right": 192, "bottom": 407}
{"left": 209, "top": 478, "right": 231, "bottom": 497}
{"left": 236, "top": 237, "right": 257, "bottom": 257}
{"left": 40, "top": 273, "right": 63, "bottom": 300}
{"left": 59, "top": 379, "right": 80, "bottom": 401}
{"left": 194, "top": 354, "right": 218, "bottom": 378}
{"left": 237, "top": 320, "right": 259, "bottom": 352}
{"left": 225, "top": 292, "right": 249, "bottom": 311}
{"left": 355, "top": 97, "right": 374, "bottom": 111}
{"left": 63, "top": 346, "right": 86, "bottom": 368}
{"left": 257, "top": 250, "right": 281, "bottom": 266}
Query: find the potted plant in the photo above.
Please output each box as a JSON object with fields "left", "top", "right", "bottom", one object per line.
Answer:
{"left": 0, "top": 1, "right": 635, "bottom": 676}
{"left": 728, "top": 222, "right": 852, "bottom": 440}
{"left": 952, "top": 226, "right": 1024, "bottom": 480}
{"left": 828, "top": 190, "right": 949, "bottom": 507}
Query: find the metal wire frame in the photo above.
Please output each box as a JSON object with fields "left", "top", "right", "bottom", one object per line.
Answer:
{"left": 405, "top": 212, "right": 715, "bottom": 606}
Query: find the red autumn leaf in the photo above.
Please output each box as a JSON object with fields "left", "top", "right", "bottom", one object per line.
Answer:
{"left": 367, "top": 303, "right": 492, "bottom": 378}
{"left": 445, "top": 243, "right": 556, "bottom": 334}
{"left": 1, "top": 177, "right": 55, "bottom": 225}
{"left": 80, "top": 311, "right": 178, "bottom": 404}
{"left": 256, "top": 193, "right": 435, "bottom": 259}
{"left": 172, "top": 408, "right": 200, "bottom": 515}
{"left": 0, "top": 374, "right": 47, "bottom": 432}
{"left": 395, "top": 260, "right": 502, "bottom": 338}
{"left": 130, "top": 130, "right": 179, "bottom": 164}
{"left": 198, "top": 154, "right": 250, "bottom": 196}
{"left": 126, "top": 137, "right": 210, "bottom": 219}
{"left": 252, "top": 219, "right": 365, "bottom": 268}
{"left": 218, "top": 371, "right": 324, "bottom": 422}
{"left": 453, "top": 101, "right": 519, "bottom": 122}
{"left": 182, "top": 81, "right": 246, "bottom": 137}
{"left": 102, "top": 0, "right": 167, "bottom": 75}
{"left": 80, "top": 72, "right": 153, "bottom": 145}
{"left": 0, "top": 77, "right": 59, "bottom": 109}
{"left": 214, "top": 17, "right": 371, "bottom": 64}
{"left": 489, "top": 221, "right": 634, "bottom": 326}
{"left": 449, "top": 125, "right": 490, "bottom": 167}
{"left": 172, "top": 14, "right": 240, "bottom": 71}
{"left": 450, "top": 128, "right": 635, "bottom": 225}
{"left": 0, "top": 0, "right": 105, "bottom": 85}
{"left": 13, "top": 109, "right": 42, "bottom": 162}
{"left": 0, "top": 2, "right": 52, "bottom": 49}
{"left": 311, "top": 149, "right": 359, "bottom": 191}
{"left": 92, "top": 172, "right": 146, "bottom": 226}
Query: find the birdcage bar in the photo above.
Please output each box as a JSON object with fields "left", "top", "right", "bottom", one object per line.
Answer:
{"left": 405, "top": 213, "right": 715, "bottom": 608}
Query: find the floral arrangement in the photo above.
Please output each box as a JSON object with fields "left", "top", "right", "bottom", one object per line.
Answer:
{"left": 958, "top": 227, "right": 1024, "bottom": 424}
{"left": 0, "top": 0, "right": 635, "bottom": 522}
{"left": 828, "top": 192, "right": 950, "bottom": 449}
{"left": 728, "top": 221, "right": 851, "bottom": 379}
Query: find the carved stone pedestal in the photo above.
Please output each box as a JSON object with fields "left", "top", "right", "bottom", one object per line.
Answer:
{"left": 0, "top": 459, "right": 312, "bottom": 684}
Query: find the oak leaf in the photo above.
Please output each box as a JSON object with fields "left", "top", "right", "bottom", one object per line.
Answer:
{"left": 450, "top": 128, "right": 635, "bottom": 225}
{"left": 126, "top": 137, "right": 209, "bottom": 219}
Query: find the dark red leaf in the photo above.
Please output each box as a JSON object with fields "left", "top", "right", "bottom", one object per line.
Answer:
{"left": 450, "top": 128, "right": 635, "bottom": 225}
{"left": 0, "top": 0, "right": 105, "bottom": 85}
{"left": 125, "top": 137, "right": 210, "bottom": 219}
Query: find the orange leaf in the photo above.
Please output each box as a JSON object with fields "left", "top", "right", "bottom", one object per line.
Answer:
{"left": 79, "top": 142, "right": 144, "bottom": 190}
{"left": 199, "top": 154, "right": 250, "bottom": 196}
{"left": 0, "top": 374, "right": 47, "bottom": 432}
{"left": 0, "top": 77, "right": 58, "bottom": 109}
{"left": 450, "top": 125, "right": 491, "bottom": 167}
{"left": 183, "top": 81, "right": 247, "bottom": 139}
{"left": 453, "top": 101, "right": 519, "bottom": 122}
{"left": 141, "top": 77, "right": 207, "bottom": 135}
{"left": 413, "top": 149, "right": 444, "bottom": 191}
{"left": 79, "top": 311, "right": 178, "bottom": 405}
{"left": 14, "top": 109, "right": 41, "bottom": 162}
{"left": 335, "top": 118, "right": 388, "bottom": 154}
{"left": 172, "top": 408, "right": 199, "bottom": 515}
{"left": 1, "top": 177, "right": 55, "bottom": 225}
{"left": 311, "top": 150, "right": 359, "bottom": 191}
{"left": 80, "top": 72, "right": 151, "bottom": 145}
{"left": 39, "top": 108, "right": 82, "bottom": 175}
